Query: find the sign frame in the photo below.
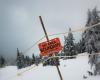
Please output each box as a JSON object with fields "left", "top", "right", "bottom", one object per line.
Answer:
{"left": 38, "top": 38, "right": 62, "bottom": 56}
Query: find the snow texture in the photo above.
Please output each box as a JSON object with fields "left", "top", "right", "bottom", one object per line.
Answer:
{"left": 0, "top": 53, "right": 100, "bottom": 80}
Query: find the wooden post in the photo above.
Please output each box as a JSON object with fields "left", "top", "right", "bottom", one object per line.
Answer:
{"left": 39, "top": 16, "right": 63, "bottom": 80}
{"left": 39, "top": 16, "right": 49, "bottom": 41}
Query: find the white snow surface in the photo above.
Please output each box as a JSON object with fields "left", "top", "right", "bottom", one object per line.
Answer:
{"left": 0, "top": 53, "right": 100, "bottom": 80}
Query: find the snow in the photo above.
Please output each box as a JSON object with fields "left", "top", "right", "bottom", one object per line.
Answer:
{"left": 0, "top": 53, "right": 100, "bottom": 80}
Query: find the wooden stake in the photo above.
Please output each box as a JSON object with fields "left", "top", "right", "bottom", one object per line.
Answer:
{"left": 39, "top": 16, "right": 49, "bottom": 41}
{"left": 39, "top": 16, "right": 63, "bottom": 80}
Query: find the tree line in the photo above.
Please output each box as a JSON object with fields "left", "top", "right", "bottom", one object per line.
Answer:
{"left": 1, "top": 7, "right": 100, "bottom": 76}
{"left": 16, "top": 48, "right": 41, "bottom": 69}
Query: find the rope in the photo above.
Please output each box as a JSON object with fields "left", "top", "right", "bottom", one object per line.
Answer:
{"left": 10, "top": 22, "right": 100, "bottom": 77}
{"left": 22, "top": 22, "right": 100, "bottom": 55}
{"left": 22, "top": 36, "right": 45, "bottom": 54}
{"left": 16, "top": 52, "right": 100, "bottom": 75}
{"left": 17, "top": 65, "right": 37, "bottom": 76}
{"left": 48, "top": 22, "right": 100, "bottom": 36}
{"left": 4, "top": 65, "right": 37, "bottom": 80}
{"left": 16, "top": 22, "right": 100, "bottom": 76}
{"left": 2, "top": 19, "right": 100, "bottom": 80}
{"left": 4, "top": 52, "right": 100, "bottom": 80}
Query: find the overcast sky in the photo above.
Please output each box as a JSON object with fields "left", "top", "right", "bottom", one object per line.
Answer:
{"left": 0, "top": 0, "right": 100, "bottom": 59}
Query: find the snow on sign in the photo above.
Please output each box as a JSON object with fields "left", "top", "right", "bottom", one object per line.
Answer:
{"left": 38, "top": 38, "right": 62, "bottom": 56}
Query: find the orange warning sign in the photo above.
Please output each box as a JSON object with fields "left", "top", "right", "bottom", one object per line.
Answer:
{"left": 38, "top": 38, "right": 62, "bottom": 56}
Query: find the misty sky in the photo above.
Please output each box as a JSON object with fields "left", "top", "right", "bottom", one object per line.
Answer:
{"left": 0, "top": 0, "right": 100, "bottom": 59}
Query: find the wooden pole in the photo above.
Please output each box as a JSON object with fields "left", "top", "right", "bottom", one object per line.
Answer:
{"left": 39, "top": 16, "right": 49, "bottom": 41}
{"left": 39, "top": 16, "right": 63, "bottom": 80}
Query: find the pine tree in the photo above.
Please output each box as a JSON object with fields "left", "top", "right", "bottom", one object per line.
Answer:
{"left": 16, "top": 48, "right": 24, "bottom": 69}
{"left": 21, "top": 53, "right": 25, "bottom": 67}
{"left": 76, "top": 39, "right": 85, "bottom": 53}
{"left": 35, "top": 56, "right": 39, "bottom": 66}
{"left": 82, "top": 7, "right": 100, "bottom": 54}
{"left": 63, "top": 28, "right": 76, "bottom": 56}
{"left": 83, "top": 7, "right": 100, "bottom": 75}
{"left": 24, "top": 56, "right": 28, "bottom": 67}
{"left": 32, "top": 54, "right": 35, "bottom": 64}
{"left": 74, "top": 42, "right": 80, "bottom": 53}
{"left": 26, "top": 56, "right": 31, "bottom": 66}
{"left": 0, "top": 56, "right": 5, "bottom": 67}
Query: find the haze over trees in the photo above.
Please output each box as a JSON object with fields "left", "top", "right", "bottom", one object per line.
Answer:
{"left": 1, "top": 7, "right": 100, "bottom": 76}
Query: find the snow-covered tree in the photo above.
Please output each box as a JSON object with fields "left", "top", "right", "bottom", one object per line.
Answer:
{"left": 16, "top": 48, "right": 24, "bottom": 69}
{"left": 63, "top": 28, "right": 76, "bottom": 56}
{"left": 83, "top": 7, "right": 100, "bottom": 54}
{"left": 32, "top": 53, "right": 35, "bottom": 64}
{"left": 74, "top": 42, "right": 80, "bottom": 54}
{"left": 75, "top": 39, "right": 85, "bottom": 53}
{"left": 83, "top": 7, "right": 100, "bottom": 75}
{"left": 0, "top": 56, "right": 5, "bottom": 67}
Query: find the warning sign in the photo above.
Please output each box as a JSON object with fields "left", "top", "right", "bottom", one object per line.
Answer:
{"left": 38, "top": 38, "right": 62, "bottom": 56}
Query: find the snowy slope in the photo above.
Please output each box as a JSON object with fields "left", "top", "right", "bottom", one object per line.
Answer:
{"left": 0, "top": 53, "right": 100, "bottom": 80}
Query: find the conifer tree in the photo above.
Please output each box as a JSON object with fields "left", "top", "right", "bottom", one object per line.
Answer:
{"left": 0, "top": 56, "right": 5, "bottom": 67}
{"left": 16, "top": 48, "right": 24, "bottom": 69}
{"left": 63, "top": 28, "right": 76, "bottom": 56}
{"left": 83, "top": 7, "right": 100, "bottom": 75}
{"left": 32, "top": 54, "right": 35, "bottom": 64}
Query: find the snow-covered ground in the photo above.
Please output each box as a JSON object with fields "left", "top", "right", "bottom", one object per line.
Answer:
{"left": 0, "top": 53, "right": 100, "bottom": 80}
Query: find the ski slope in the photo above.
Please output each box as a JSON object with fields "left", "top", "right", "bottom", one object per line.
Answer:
{"left": 0, "top": 53, "right": 100, "bottom": 80}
